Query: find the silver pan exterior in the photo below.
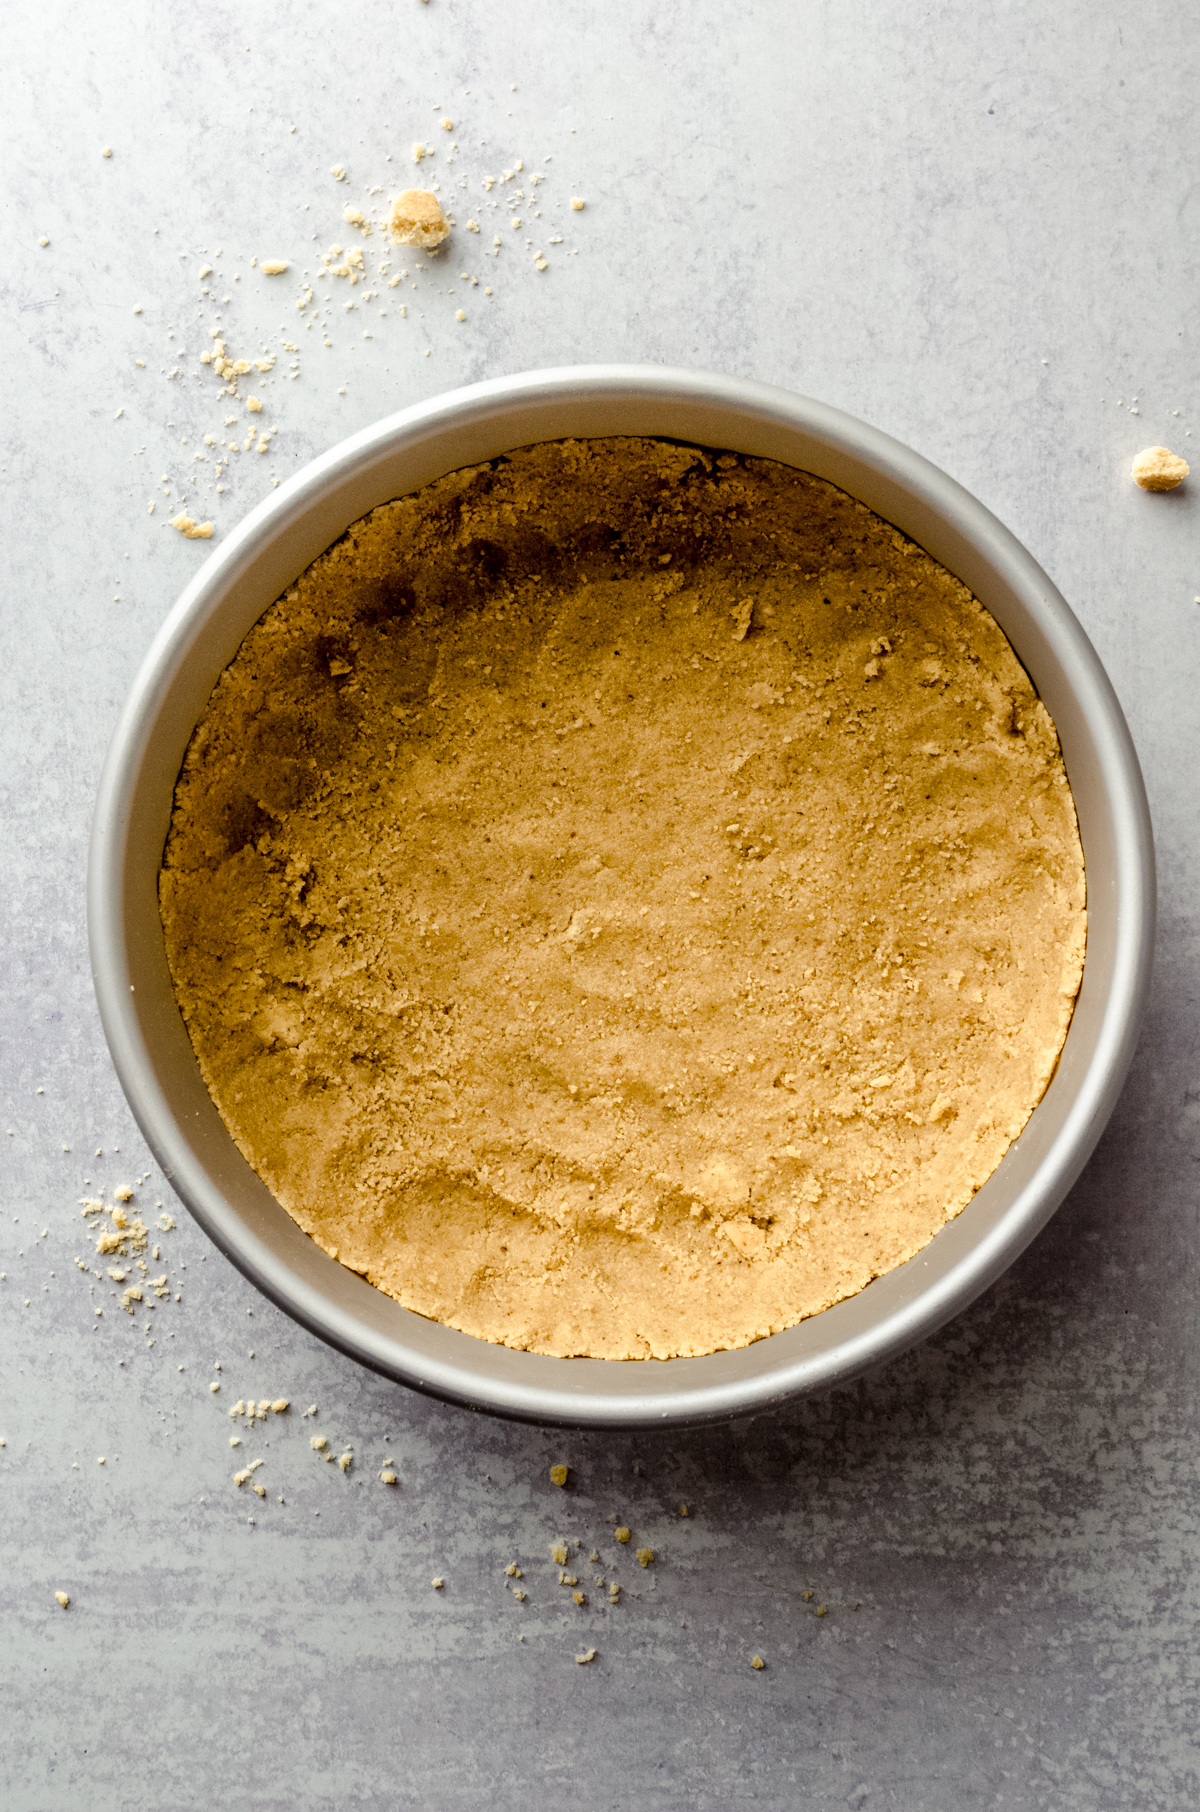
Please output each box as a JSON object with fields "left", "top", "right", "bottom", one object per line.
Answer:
{"left": 87, "top": 367, "right": 1154, "bottom": 1429}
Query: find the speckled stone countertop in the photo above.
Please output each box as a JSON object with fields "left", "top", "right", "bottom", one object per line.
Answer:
{"left": 4, "top": 5, "right": 1198, "bottom": 1808}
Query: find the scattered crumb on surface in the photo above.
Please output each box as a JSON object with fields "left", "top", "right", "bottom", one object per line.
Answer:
{"left": 636, "top": 1548, "right": 654, "bottom": 1568}
{"left": 576, "top": 1647, "right": 597, "bottom": 1664}
{"left": 551, "top": 1543, "right": 569, "bottom": 1565}
{"left": 169, "top": 513, "right": 214, "bottom": 540}
{"left": 614, "top": 1527, "right": 631, "bottom": 1545}
{"left": 1131, "top": 446, "right": 1189, "bottom": 490}
{"left": 380, "top": 1469, "right": 397, "bottom": 1484}
{"left": 571, "top": 197, "right": 585, "bottom": 210}
{"left": 432, "top": 1576, "right": 444, "bottom": 1589}
{"left": 751, "top": 1654, "right": 765, "bottom": 1670}
{"left": 549, "top": 1463, "right": 569, "bottom": 1487}
{"left": 261, "top": 260, "right": 290, "bottom": 275}
{"left": 388, "top": 189, "right": 448, "bottom": 247}
{"left": 55, "top": 1591, "right": 69, "bottom": 1609}
{"left": 310, "top": 1435, "right": 327, "bottom": 1451}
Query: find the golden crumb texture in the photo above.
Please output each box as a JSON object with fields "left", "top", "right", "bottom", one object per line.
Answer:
{"left": 1131, "top": 446, "right": 1189, "bottom": 491}
{"left": 160, "top": 437, "right": 1086, "bottom": 1360}
{"left": 388, "top": 189, "right": 448, "bottom": 247}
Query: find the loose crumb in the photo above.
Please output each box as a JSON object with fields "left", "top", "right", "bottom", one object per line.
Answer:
{"left": 246, "top": 396, "right": 263, "bottom": 413}
{"left": 338, "top": 1451, "right": 353, "bottom": 1472}
{"left": 271, "top": 1399, "right": 289, "bottom": 1413}
{"left": 432, "top": 1576, "right": 444, "bottom": 1589}
{"left": 549, "top": 1463, "right": 569, "bottom": 1487}
{"left": 816, "top": 1605, "right": 827, "bottom": 1617}
{"left": 679, "top": 1504, "right": 688, "bottom": 1516}
{"left": 380, "top": 1469, "right": 397, "bottom": 1484}
{"left": 261, "top": 260, "right": 290, "bottom": 275}
{"left": 331, "top": 165, "right": 347, "bottom": 181}
{"left": 505, "top": 1563, "right": 523, "bottom": 1577}
{"left": 1131, "top": 446, "right": 1189, "bottom": 491}
{"left": 571, "top": 198, "right": 585, "bottom": 210}
{"left": 310, "top": 1435, "right": 327, "bottom": 1451}
{"left": 751, "top": 1654, "right": 765, "bottom": 1670}
{"left": 389, "top": 189, "right": 448, "bottom": 247}
{"left": 169, "top": 513, "right": 214, "bottom": 540}
{"left": 572, "top": 1590, "right": 586, "bottom": 1606}
{"left": 636, "top": 1548, "right": 654, "bottom": 1568}
{"left": 614, "top": 1527, "right": 631, "bottom": 1544}
{"left": 513, "top": 1588, "right": 527, "bottom": 1602}
{"left": 575, "top": 1647, "right": 597, "bottom": 1664}
{"left": 550, "top": 1543, "right": 568, "bottom": 1565}
{"left": 55, "top": 1591, "right": 69, "bottom": 1609}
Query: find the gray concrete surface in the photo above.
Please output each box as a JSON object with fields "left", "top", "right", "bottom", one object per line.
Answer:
{"left": 3, "top": 3, "right": 1199, "bottom": 1807}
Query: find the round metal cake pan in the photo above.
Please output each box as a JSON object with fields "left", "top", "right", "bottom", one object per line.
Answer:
{"left": 88, "top": 365, "right": 1155, "bottom": 1429}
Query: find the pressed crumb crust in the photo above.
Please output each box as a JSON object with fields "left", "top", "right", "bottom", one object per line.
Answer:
{"left": 160, "top": 437, "right": 1086, "bottom": 1359}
